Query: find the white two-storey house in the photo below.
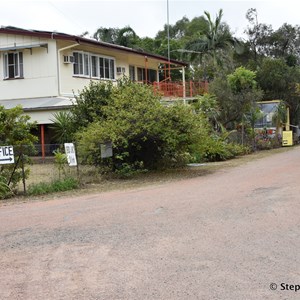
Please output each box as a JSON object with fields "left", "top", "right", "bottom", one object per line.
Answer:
{"left": 0, "top": 26, "right": 190, "bottom": 156}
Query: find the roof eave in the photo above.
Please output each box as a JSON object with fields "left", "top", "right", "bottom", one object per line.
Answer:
{"left": 0, "top": 27, "right": 188, "bottom": 67}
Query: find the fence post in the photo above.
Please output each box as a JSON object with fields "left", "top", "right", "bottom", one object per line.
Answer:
{"left": 20, "top": 145, "right": 26, "bottom": 195}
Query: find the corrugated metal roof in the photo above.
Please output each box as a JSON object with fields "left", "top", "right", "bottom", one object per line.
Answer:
{"left": 0, "top": 26, "right": 188, "bottom": 67}
{"left": 0, "top": 97, "right": 74, "bottom": 111}
{"left": 0, "top": 43, "right": 48, "bottom": 52}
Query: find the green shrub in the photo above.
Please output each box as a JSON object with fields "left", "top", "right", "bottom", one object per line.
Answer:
{"left": 0, "top": 105, "right": 37, "bottom": 198}
{"left": 191, "top": 135, "right": 250, "bottom": 162}
{"left": 76, "top": 79, "right": 207, "bottom": 173}
{"left": 53, "top": 148, "right": 68, "bottom": 179}
{"left": 27, "top": 177, "right": 79, "bottom": 196}
{"left": 0, "top": 175, "right": 12, "bottom": 199}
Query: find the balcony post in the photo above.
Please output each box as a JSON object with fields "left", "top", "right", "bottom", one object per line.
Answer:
{"left": 182, "top": 66, "right": 186, "bottom": 105}
{"left": 145, "top": 56, "right": 148, "bottom": 83}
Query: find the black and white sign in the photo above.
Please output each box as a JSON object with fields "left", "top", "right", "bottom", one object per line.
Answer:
{"left": 64, "top": 143, "right": 77, "bottom": 166}
{"left": 0, "top": 146, "right": 14, "bottom": 164}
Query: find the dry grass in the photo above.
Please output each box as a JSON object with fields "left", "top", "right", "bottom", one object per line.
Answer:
{"left": 5, "top": 145, "right": 297, "bottom": 204}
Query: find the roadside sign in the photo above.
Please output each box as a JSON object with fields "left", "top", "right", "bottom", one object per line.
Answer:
{"left": 100, "top": 142, "right": 113, "bottom": 158}
{"left": 282, "top": 131, "right": 293, "bottom": 146}
{"left": 64, "top": 143, "right": 77, "bottom": 166}
{"left": 0, "top": 146, "right": 14, "bottom": 164}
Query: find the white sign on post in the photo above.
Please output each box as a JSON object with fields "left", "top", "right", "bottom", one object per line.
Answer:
{"left": 64, "top": 143, "right": 77, "bottom": 166}
{"left": 0, "top": 146, "right": 14, "bottom": 165}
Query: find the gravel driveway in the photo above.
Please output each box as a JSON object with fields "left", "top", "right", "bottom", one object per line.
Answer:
{"left": 1, "top": 148, "right": 300, "bottom": 300}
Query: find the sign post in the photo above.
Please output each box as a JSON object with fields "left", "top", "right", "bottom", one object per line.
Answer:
{"left": 0, "top": 146, "right": 14, "bottom": 165}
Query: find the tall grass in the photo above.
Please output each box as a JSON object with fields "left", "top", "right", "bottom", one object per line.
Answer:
{"left": 27, "top": 177, "right": 79, "bottom": 196}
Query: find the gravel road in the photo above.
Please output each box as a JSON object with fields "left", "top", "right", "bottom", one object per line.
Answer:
{"left": 1, "top": 148, "right": 300, "bottom": 300}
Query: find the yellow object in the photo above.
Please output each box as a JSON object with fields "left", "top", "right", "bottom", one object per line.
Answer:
{"left": 282, "top": 131, "right": 293, "bottom": 146}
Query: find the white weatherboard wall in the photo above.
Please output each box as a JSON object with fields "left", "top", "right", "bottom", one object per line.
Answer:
{"left": 0, "top": 35, "right": 58, "bottom": 101}
{"left": 59, "top": 42, "right": 161, "bottom": 96}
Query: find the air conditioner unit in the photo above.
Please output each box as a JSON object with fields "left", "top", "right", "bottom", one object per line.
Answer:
{"left": 116, "top": 66, "right": 126, "bottom": 74}
{"left": 63, "top": 55, "right": 75, "bottom": 64}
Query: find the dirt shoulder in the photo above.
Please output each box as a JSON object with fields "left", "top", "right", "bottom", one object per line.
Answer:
{"left": 1, "top": 146, "right": 296, "bottom": 206}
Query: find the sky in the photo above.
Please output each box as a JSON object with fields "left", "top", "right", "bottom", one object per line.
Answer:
{"left": 1, "top": 0, "right": 300, "bottom": 40}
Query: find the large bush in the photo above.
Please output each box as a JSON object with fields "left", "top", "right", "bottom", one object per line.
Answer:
{"left": 76, "top": 80, "right": 207, "bottom": 173}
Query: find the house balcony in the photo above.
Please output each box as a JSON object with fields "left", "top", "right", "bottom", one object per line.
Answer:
{"left": 152, "top": 80, "right": 209, "bottom": 100}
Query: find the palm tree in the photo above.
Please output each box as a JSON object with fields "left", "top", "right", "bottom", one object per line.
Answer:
{"left": 116, "top": 26, "right": 138, "bottom": 48}
{"left": 272, "top": 101, "right": 287, "bottom": 136}
{"left": 93, "top": 27, "right": 118, "bottom": 43}
{"left": 50, "top": 111, "right": 74, "bottom": 144}
{"left": 93, "top": 26, "right": 138, "bottom": 48}
{"left": 187, "top": 9, "right": 243, "bottom": 65}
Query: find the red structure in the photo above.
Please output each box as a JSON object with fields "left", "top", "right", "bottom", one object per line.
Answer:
{"left": 153, "top": 80, "right": 208, "bottom": 98}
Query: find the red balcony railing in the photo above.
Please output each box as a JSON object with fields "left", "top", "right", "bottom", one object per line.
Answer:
{"left": 152, "top": 80, "right": 208, "bottom": 98}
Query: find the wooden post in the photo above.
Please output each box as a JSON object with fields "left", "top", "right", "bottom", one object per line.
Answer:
{"left": 182, "top": 66, "right": 186, "bottom": 105}
{"left": 41, "top": 124, "right": 45, "bottom": 162}
{"left": 21, "top": 146, "right": 26, "bottom": 195}
{"left": 74, "top": 142, "right": 80, "bottom": 185}
{"left": 145, "top": 56, "right": 148, "bottom": 83}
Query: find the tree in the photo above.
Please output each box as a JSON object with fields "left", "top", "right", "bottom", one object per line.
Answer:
{"left": 0, "top": 105, "right": 37, "bottom": 198}
{"left": 193, "top": 93, "right": 221, "bottom": 130}
{"left": 269, "top": 24, "right": 300, "bottom": 66}
{"left": 210, "top": 67, "right": 263, "bottom": 129}
{"left": 187, "top": 9, "right": 243, "bottom": 66}
{"left": 93, "top": 26, "right": 139, "bottom": 48}
{"left": 256, "top": 58, "right": 300, "bottom": 125}
{"left": 227, "top": 66, "right": 257, "bottom": 93}
{"left": 71, "top": 80, "right": 114, "bottom": 129}
{"left": 245, "top": 8, "right": 273, "bottom": 61}
{"left": 244, "top": 9, "right": 300, "bottom": 66}
{"left": 116, "top": 26, "right": 138, "bottom": 48}
{"left": 93, "top": 27, "right": 118, "bottom": 43}
{"left": 272, "top": 101, "right": 288, "bottom": 133}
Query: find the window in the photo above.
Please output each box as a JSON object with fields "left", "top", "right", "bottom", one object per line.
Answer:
{"left": 3, "top": 52, "right": 23, "bottom": 79}
{"left": 73, "top": 52, "right": 85, "bottom": 76}
{"left": 137, "top": 67, "right": 145, "bottom": 82}
{"left": 100, "top": 57, "right": 114, "bottom": 80}
{"left": 91, "top": 55, "right": 99, "bottom": 78}
{"left": 73, "top": 51, "right": 115, "bottom": 80}
{"left": 137, "top": 67, "right": 157, "bottom": 83}
{"left": 84, "top": 53, "right": 89, "bottom": 76}
{"left": 129, "top": 65, "right": 135, "bottom": 81}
